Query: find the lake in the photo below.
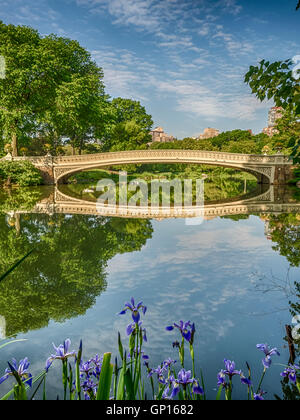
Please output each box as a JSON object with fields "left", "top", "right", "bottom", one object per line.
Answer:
{"left": 0, "top": 174, "right": 299, "bottom": 400}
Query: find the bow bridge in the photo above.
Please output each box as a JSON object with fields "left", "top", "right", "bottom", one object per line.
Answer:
{"left": 3, "top": 149, "right": 293, "bottom": 185}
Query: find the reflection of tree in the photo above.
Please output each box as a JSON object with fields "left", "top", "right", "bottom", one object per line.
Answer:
{"left": 251, "top": 213, "right": 300, "bottom": 399}
{"left": 0, "top": 187, "right": 44, "bottom": 213}
{"left": 0, "top": 213, "right": 153, "bottom": 336}
{"left": 67, "top": 167, "right": 257, "bottom": 205}
{"left": 278, "top": 279, "right": 300, "bottom": 401}
{"left": 267, "top": 214, "right": 300, "bottom": 267}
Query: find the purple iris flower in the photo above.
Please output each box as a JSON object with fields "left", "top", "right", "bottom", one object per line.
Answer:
{"left": 223, "top": 359, "right": 242, "bottom": 379}
{"left": 162, "top": 385, "right": 173, "bottom": 400}
{"left": 148, "top": 364, "right": 168, "bottom": 385}
{"left": 217, "top": 359, "right": 250, "bottom": 387}
{"left": 126, "top": 320, "right": 147, "bottom": 343}
{"left": 166, "top": 321, "right": 195, "bottom": 344}
{"left": 280, "top": 364, "right": 300, "bottom": 384}
{"left": 81, "top": 377, "right": 98, "bottom": 400}
{"left": 171, "top": 369, "right": 204, "bottom": 398}
{"left": 79, "top": 355, "right": 103, "bottom": 382}
{"left": 254, "top": 390, "right": 267, "bottom": 400}
{"left": 0, "top": 358, "right": 33, "bottom": 387}
{"left": 119, "top": 297, "right": 147, "bottom": 324}
{"left": 128, "top": 347, "right": 149, "bottom": 361}
{"left": 45, "top": 339, "right": 76, "bottom": 371}
{"left": 80, "top": 361, "right": 94, "bottom": 378}
{"left": 240, "top": 374, "right": 252, "bottom": 386}
{"left": 163, "top": 358, "right": 177, "bottom": 369}
{"left": 192, "top": 380, "right": 205, "bottom": 396}
{"left": 256, "top": 344, "right": 280, "bottom": 369}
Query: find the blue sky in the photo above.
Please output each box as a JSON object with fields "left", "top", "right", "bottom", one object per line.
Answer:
{"left": 1, "top": 0, "right": 299, "bottom": 138}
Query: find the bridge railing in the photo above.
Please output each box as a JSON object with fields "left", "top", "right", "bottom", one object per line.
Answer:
{"left": 52, "top": 150, "right": 291, "bottom": 166}
{"left": 1, "top": 150, "right": 291, "bottom": 166}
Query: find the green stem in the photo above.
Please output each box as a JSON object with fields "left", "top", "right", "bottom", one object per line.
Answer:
{"left": 190, "top": 343, "right": 195, "bottom": 378}
{"left": 256, "top": 369, "right": 267, "bottom": 395}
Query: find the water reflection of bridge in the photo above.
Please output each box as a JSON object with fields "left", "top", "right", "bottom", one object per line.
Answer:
{"left": 14, "top": 185, "right": 300, "bottom": 219}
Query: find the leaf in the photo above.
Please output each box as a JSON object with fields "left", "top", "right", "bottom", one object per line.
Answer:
{"left": 216, "top": 385, "right": 223, "bottom": 401}
{"left": 124, "top": 368, "right": 135, "bottom": 400}
{"left": 116, "top": 352, "right": 127, "bottom": 400}
{"left": 96, "top": 352, "right": 113, "bottom": 400}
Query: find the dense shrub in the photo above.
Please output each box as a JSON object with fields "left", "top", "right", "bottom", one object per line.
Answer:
{"left": 0, "top": 161, "right": 43, "bottom": 186}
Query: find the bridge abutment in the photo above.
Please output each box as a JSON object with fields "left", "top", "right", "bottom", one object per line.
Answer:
{"left": 273, "top": 166, "right": 294, "bottom": 185}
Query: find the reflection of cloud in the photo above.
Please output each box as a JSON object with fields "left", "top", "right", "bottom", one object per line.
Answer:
{"left": 103, "top": 216, "right": 278, "bottom": 355}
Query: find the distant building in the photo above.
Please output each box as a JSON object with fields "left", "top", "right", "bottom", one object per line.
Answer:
{"left": 262, "top": 126, "right": 277, "bottom": 137}
{"left": 268, "top": 107, "right": 283, "bottom": 127}
{"left": 262, "top": 106, "right": 283, "bottom": 137}
{"left": 197, "top": 128, "right": 220, "bottom": 140}
{"left": 150, "top": 127, "right": 174, "bottom": 143}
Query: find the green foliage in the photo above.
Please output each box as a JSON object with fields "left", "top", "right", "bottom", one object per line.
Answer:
{"left": 106, "top": 120, "right": 151, "bottom": 151}
{"left": 150, "top": 130, "right": 270, "bottom": 154}
{"left": 69, "top": 166, "right": 257, "bottom": 205}
{"left": 272, "top": 108, "right": 300, "bottom": 160}
{"left": 245, "top": 60, "right": 300, "bottom": 114}
{"left": 268, "top": 213, "right": 300, "bottom": 267}
{"left": 96, "top": 353, "right": 114, "bottom": 400}
{"left": 0, "top": 21, "right": 108, "bottom": 156}
{"left": 245, "top": 58, "right": 300, "bottom": 162}
{"left": 0, "top": 249, "right": 34, "bottom": 282}
{"left": 0, "top": 161, "right": 43, "bottom": 186}
{"left": 111, "top": 98, "right": 153, "bottom": 131}
{"left": 0, "top": 186, "right": 44, "bottom": 213}
{"left": 0, "top": 210, "right": 153, "bottom": 336}
{"left": 102, "top": 98, "right": 153, "bottom": 151}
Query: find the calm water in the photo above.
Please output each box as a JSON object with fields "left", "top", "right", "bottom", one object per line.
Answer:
{"left": 0, "top": 178, "right": 300, "bottom": 400}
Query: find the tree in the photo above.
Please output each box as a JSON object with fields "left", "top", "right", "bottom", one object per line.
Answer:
{"left": 102, "top": 98, "right": 153, "bottom": 151}
{"left": 108, "top": 120, "right": 151, "bottom": 151}
{"left": 210, "top": 130, "right": 253, "bottom": 149}
{"left": 245, "top": 59, "right": 300, "bottom": 161}
{"left": 245, "top": 60, "right": 300, "bottom": 114}
{"left": 111, "top": 98, "right": 153, "bottom": 131}
{"left": 48, "top": 73, "right": 107, "bottom": 155}
{"left": 0, "top": 23, "right": 42, "bottom": 156}
{"left": 272, "top": 108, "right": 300, "bottom": 155}
{"left": 297, "top": 1, "right": 300, "bottom": 11}
{"left": 0, "top": 22, "right": 106, "bottom": 156}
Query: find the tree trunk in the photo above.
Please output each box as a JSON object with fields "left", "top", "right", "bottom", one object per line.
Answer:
{"left": 79, "top": 138, "right": 84, "bottom": 155}
{"left": 12, "top": 131, "right": 18, "bottom": 157}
